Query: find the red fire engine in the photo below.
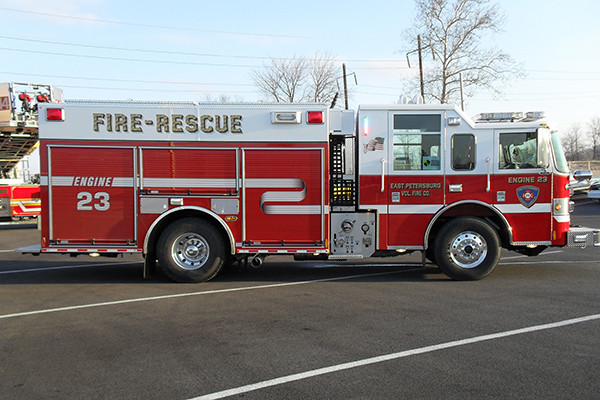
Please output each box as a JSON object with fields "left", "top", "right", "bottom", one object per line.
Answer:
{"left": 0, "top": 184, "right": 41, "bottom": 219}
{"left": 0, "top": 82, "right": 62, "bottom": 220}
{"left": 29, "top": 100, "right": 599, "bottom": 281}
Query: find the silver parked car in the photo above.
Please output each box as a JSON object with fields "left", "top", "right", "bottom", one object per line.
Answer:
{"left": 587, "top": 180, "right": 600, "bottom": 202}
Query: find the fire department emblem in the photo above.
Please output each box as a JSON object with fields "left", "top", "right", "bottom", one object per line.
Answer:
{"left": 516, "top": 186, "right": 539, "bottom": 208}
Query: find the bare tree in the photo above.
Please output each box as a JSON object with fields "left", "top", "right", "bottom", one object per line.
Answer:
{"left": 405, "top": 0, "right": 522, "bottom": 104}
{"left": 251, "top": 54, "right": 340, "bottom": 103}
{"left": 202, "top": 94, "right": 245, "bottom": 103}
{"left": 307, "top": 53, "right": 339, "bottom": 102}
{"left": 562, "top": 124, "right": 585, "bottom": 161}
{"left": 588, "top": 117, "right": 600, "bottom": 160}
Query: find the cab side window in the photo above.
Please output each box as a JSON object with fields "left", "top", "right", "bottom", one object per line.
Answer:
{"left": 392, "top": 114, "right": 441, "bottom": 171}
{"left": 452, "top": 134, "right": 475, "bottom": 171}
{"left": 499, "top": 132, "right": 537, "bottom": 169}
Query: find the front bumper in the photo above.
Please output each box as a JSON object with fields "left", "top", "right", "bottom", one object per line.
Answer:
{"left": 567, "top": 227, "right": 600, "bottom": 247}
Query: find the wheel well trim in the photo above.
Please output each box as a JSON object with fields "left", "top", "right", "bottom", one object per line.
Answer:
{"left": 424, "top": 200, "right": 513, "bottom": 248}
{"left": 143, "top": 206, "right": 236, "bottom": 255}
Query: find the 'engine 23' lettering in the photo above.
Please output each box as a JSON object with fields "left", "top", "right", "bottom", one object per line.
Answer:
{"left": 92, "top": 113, "right": 243, "bottom": 134}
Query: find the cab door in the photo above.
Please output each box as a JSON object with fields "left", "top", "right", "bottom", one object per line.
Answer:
{"left": 386, "top": 111, "right": 444, "bottom": 248}
{"left": 493, "top": 129, "right": 552, "bottom": 244}
{"left": 444, "top": 120, "right": 495, "bottom": 204}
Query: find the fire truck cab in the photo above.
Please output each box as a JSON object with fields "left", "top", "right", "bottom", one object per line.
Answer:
{"left": 33, "top": 100, "right": 599, "bottom": 282}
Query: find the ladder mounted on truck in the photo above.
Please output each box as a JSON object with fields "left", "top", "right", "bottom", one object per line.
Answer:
{"left": 0, "top": 82, "right": 63, "bottom": 178}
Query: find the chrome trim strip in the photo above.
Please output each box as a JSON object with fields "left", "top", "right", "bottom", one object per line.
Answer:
{"left": 512, "top": 241, "right": 552, "bottom": 246}
{"left": 424, "top": 200, "right": 514, "bottom": 247}
{"left": 143, "top": 206, "right": 236, "bottom": 255}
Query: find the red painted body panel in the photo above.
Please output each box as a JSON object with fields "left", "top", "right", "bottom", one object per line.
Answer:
{"left": 40, "top": 140, "right": 329, "bottom": 253}
{"left": 10, "top": 185, "right": 41, "bottom": 217}
{"left": 48, "top": 146, "right": 136, "bottom": 244}
{"left": 243, "top": 148, "right": 325, "bottom": 246}
{"left": 360, "top": 171, "right": 556, "bottom": 249}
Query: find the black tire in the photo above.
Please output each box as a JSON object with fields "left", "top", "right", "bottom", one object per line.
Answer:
{"left": 433, "top": 217, "right": 500, "bottom": 280}
{"left": 157, "top": 218, "right": 226, "bottom": 283}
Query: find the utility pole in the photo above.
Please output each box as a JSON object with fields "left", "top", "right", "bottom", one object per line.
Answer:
{"left": 342, "top": 63, "right": 349, "bottom": 110}
{"left": 407, "top": 36, "right": 427, "bottom": 101}
{"left": 459, "top": 73, "right": 465, "bottom": 111}
{"left": 417, "top": 35, "right": 424, "bottom": 101}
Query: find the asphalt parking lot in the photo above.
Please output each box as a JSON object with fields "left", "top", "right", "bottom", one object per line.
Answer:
{"left": 1, "top": 198, "right": 599, "bottom": 399}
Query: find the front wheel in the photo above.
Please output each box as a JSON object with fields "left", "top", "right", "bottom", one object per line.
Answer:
{"left": 433, "top": 217, "right": 501, "bottom": 280}
{"left": 157, "top": 218, "right": 226, "bottom": 283}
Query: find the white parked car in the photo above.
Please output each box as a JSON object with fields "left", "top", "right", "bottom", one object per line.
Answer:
{"left": 570, "top": 170, "right": 593, "bottom": 196}
{"left": 586, "top": 180, "right": 600, "bottom": 202}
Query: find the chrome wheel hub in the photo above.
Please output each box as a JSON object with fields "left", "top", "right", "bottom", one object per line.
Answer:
{"left": 171, "top": 233, "right": 209, "bottom": 270}
{"left": 449, "top": 231, "right": 487, "bottom": 269}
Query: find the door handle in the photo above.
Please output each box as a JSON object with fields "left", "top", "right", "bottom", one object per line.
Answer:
{"left": 380, "top": 157, "right": 386, "bottom": 192}
{"left": 486, "top": 157, "right": 491, "bottom": 192}
{"left": 449, "top": 184, "right": 462, "bottom": 193}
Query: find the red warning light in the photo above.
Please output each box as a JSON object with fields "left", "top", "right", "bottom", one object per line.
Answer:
{"left": 46, "top": 108, "right": 64, "bottom": 121}
{"left": 307, "top": 111, "right": 323, "bottom": 124}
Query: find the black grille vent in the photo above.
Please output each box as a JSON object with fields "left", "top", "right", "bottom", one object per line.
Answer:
{"left": 329, "top": 135, "right": 356, "bottom": 207}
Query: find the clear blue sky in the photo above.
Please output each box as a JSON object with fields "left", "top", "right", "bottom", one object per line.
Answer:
{"left": 1, "top": 0, "right": 599, "bottom": 136}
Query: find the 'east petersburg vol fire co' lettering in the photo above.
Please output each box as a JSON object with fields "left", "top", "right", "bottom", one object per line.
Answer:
{"left": 92, "top": 113, "right": 243, "bottom": 134}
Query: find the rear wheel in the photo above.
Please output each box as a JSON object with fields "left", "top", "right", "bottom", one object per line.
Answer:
{"left": 157, "top": 218, "right": 225, "bottom": 283}
{"left": 434, "top": 217, "right": 500, "bottom": 280}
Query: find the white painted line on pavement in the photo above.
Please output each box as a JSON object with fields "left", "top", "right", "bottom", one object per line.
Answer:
{"left": 0, "top": 261, "right": 141, "bottom": 275}
{"left": 189, "top": 313, "right": 600, "bottom": 400}
{"left": 0, "top": 268, "right": 422, "bottom": 320}
{"left": 500, "top": 260, "right": 600, "bottom": 265}
{"left": 502, "top": 250, "right": 563, "bottom": 260}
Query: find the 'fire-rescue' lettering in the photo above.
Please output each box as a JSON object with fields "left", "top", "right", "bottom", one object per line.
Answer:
{"left": 93, "top": 113, "right": 243, "bottom": 134}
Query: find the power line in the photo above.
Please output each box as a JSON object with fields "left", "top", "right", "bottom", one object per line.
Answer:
{"left": 0, "top": 6, "right": 326, "bottom": 40}
{"left": 0, "top": 46, "right": 410, "bottom": 70}
{"left": 57, "top": 85, "right": 256, "bottom": 94}
{"left": 0, "top": 35, "right": 290, "bottom": 61}
{"left": 0, "top": 47, "right": 260, "bottom": 68}
{"left": 0, "top": 35, "right": 409, "bottom": 65}
{"left": 0, "top": 71, "right": 253, "bottom": 86}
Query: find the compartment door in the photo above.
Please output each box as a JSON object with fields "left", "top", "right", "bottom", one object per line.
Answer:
{"left": 243, "top": 148, "right": 325, "bottom": 247}
{"left": 48, "top": 146, "right": 137, "bottom": 246}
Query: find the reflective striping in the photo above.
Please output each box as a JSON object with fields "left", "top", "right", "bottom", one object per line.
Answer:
{"left": 246, "top": 178, "right": 321, "bottom": 215}
{"left": 143, "top": 178, "right": 236, "bottom": 188}
{"left": 494, "top": 203, "right": 551, "bottom": 214}
{"left": 11, "top": 200, "right": 41, "bottom": 213}
{"left": 389, "top": 204, "right": 442, "bottom": 215}
{"left": 51, "top": 176, "right": 75, "bottom": 186}
{"left": 364, "top": 203, "right": 552, "bottom": 215}
{"left": 237, "top": 249, "right": 327, "bottom": 253}
{"left": 245, "top": 178, "right": 303, "bottom": 189}
{"left": 42, "top": 248, "right": 141, "bottom": 253}
{"left": 263, "top": 205, "right": 322, "bottom": 215}
{"left": 111, "top": 177, "right": 136, "bottom": 187}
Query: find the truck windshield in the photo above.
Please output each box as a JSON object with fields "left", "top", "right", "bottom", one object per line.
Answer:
{"left": 551, "top": 131, "right": 569, "bottom": 173}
